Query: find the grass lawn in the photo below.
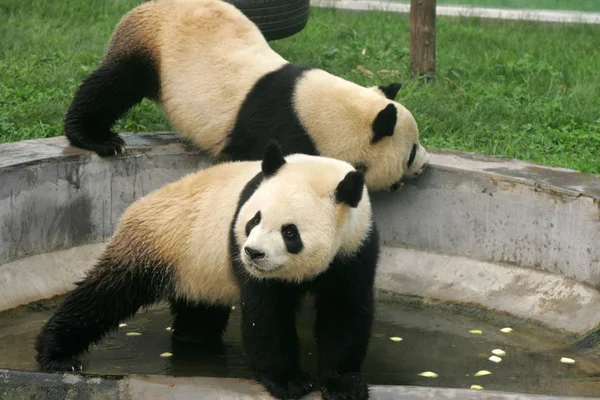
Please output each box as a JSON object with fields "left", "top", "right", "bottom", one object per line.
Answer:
{"left": 427, "top": 0, "right": 600, "bottom": 13}
{"left": 1, "top": 0, "right": 599, "bottom": 174}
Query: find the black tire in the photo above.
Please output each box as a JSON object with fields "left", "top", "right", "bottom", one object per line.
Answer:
{"left": 224, "top": 0, "right": 310, "bottom": 41}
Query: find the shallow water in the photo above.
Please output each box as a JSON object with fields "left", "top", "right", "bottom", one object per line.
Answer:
{"left": 1, "top": 294, "right": 599, "bottom": 397}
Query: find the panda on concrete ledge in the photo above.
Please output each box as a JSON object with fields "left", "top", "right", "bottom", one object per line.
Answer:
{"left": 63, "top": 0, "right": 429, "bottom": 192}
{"left": 35, "top": 141, "right": 380, "bottom": 400}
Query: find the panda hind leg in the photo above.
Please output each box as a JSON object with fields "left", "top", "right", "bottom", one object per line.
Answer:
{"left": 35, "top": 256, "right": 173, "bottom": 372}
{"left": 169, "top": 298, "right": 231, "bottom": 344}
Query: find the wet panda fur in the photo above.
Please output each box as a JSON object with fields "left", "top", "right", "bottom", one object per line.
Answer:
{"left": 63, "top": 0, "right": 429, "bottom": 192}
{"left": 35, "top": 142, "right": 379, "bottom": 400}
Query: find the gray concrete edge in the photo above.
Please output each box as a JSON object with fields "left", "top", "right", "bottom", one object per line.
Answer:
{"left": 309, "top": 0, "right": 600, "bottom": 25}
{"left": 0, "top": 369, "right": 591, "bottom": 400}
{"left": 1, "top": 132, "right": 597, "bottom": 200}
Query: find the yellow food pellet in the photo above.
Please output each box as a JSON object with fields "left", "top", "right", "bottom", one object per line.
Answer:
{"left": 118, "top": 323, "right": 127, "bottom": 328}
{"left": 389, "top": 336, "right": 403, "bottom": 342}
{"left": 469, "top": 329, "right": 483, "bottom": 334}
{"left": 470, "top": 385, "right": 484, "bottom": 390}
{"left": 474, "top": 370, "right": 492, "bottom": 377}
{"left": 488, "top": 355, "right": 502, "bottom": 363}
{"left": 231, "top": 306, "right": 236, "bottom": 310}
{"left": 165, "top": 327, "right": 172, "bottom": 332}
{"left": 492, "top": 349, "right": 506, "bottom": 357}
{"left": 126, "top": 332, "right": 142, "bottom": 337}
{"left": 500, "top": 327, "right": 513, "bottom": 333}
{"left": 160, "top": 352, "right": 173, "bottom": 358}
{"left": 560, "top": 357, "right": 575, "bottom": 364}
{"left": 418, "top": 371, "right": 438, "bottom": 378}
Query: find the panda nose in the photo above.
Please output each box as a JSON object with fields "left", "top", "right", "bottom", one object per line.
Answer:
{"left": 244, "top": 246, "right": 265, "bottom": 260}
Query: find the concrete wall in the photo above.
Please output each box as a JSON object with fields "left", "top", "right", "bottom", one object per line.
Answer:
{"left": 371, "top": 149, "right": 600, "bottom": 286}
{"left": 0, "top": 133, "right": 212, "bottom": 265}
{"left": 1, "top": 132, "right": 599, "bottom": 332}
{"left": 2, "top": 132, "right": 597, "bottom": 282}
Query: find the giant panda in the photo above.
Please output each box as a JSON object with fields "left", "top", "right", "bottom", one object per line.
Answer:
{"left": 63, "top": 0, "right": 429, "bottom": 192}
{"left": 35, "top": 141, "right": 379, "bottom": 400}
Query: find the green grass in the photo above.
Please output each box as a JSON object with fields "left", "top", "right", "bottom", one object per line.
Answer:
{"left": 428, "top": 0, "right": 600, "bottom": 12}
{"left": 1, "top": 0, "right": 599, "bottom": 174}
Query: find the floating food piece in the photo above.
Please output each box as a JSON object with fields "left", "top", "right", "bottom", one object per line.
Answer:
{"left": 389, "top": 336, "right": 403, "bottom": 342}
{"left": 231, "top": 306, "right": 236, "bottom": 310}
{"left": 500, "top": 327, "right": 513, "bottom": 333}
{"left": 165, "top": 327, "right": 172, "bottom": 332}
{"left": 488, "top": 355, "right": 502, "bottom": 363}
{"left": 560, "top": 357, "right": 575, "bottom": 364}
{"left": 474, "top": 370, "right": 492, "bottom": 377}
{"left": 160, "top": 352, "right": 173, "bottom": 358}
{"left": 126, "top": 332, "right": 142, "bottom": 336}
{"left": 118, "top": 323, "right": 127, "bottom": 328}
{"left": 492, "top": 349, "right": 506, "bottom": 357}
{"left": 469, "top": 329, "right": 482, "bottom": 335}
{"left": 470, "top": 385, "right": 484, "bottom": 390}
{"left": 418, "top": 371, "right": 438, "bottom": 378}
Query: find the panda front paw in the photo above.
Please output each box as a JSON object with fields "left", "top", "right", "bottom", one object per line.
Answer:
{"left": 94, "top": 134, "right": 126, "bottom": 157}
{"left": 37, "top": 355, "right": 83, "bottom": 372}
{"left": 321, "top": 373, "right": 369, "bottom": 400}
{"left": 254, "top": 370, "right": 315, "bottom": 399}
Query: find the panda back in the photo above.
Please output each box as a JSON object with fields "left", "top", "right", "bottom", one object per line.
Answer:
{"left": 111, "top": 160, "right": 261, "bottom": 306}
{"left": 156, "top": 0, "right": 288, "bottom": 156}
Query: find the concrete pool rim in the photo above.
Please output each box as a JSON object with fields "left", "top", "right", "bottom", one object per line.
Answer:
{"left": 0, "top": 132, "right": 599, "bottom": 399}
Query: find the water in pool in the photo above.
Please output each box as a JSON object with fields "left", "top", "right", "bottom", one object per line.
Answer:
{"left": 1, "top": 293, "right": 599, "bottom": 397}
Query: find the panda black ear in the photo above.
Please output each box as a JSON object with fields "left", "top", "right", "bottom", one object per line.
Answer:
{"left": 335, "top": 171, "right": 365, "bottom": 208}
{"left": 378, "top": 82, "right": 403, "bottom": 100}
{"left": 371, "top": 103, "right": 397, "bottom": 144}
{"left": 262, "top": 140, "right": 286, "bottom": 177}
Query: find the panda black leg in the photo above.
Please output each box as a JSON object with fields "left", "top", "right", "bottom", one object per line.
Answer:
{"left": 239, "top": 282, "right": 315, "bottom": 399}
{"left": 312, "top": 231, "right": 379, "bottom": 400}
{"left": 169, "top": 298, "right": 231, "bottom": 344}
{"left": 64, "top": 51, "right": 160, "bottom": 157}
{"left": 35, "top": 257, "right": 173, "bottom": 372}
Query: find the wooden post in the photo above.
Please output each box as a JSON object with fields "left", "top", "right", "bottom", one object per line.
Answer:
{"left": 410, "top": 0, "right": 436, "bottom": 79}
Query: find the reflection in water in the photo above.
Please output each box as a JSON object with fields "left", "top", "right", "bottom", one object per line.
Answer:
{"left": 1, "top": 294, "right": 599, "bottom": 396}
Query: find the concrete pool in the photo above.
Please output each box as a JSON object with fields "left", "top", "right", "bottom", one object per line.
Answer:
{"left": 1, "top": 132, "right": 599, "bottom": 399}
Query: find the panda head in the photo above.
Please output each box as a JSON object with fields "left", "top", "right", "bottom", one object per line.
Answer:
{"left": 360, "top": 83, "right": 430, "bottom": 192}
{"left": 234, "top": 141, "right": 371, "bottom": 281}
{"left": 295, "top": 73, "right": 429, "bottom": 192}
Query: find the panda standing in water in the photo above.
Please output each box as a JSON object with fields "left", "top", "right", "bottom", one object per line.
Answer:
{"left": 36, "top": 142, "right": 381, "bottom": 400}
{"left": 63, "top": 0, "right": 429, "bottom": 192}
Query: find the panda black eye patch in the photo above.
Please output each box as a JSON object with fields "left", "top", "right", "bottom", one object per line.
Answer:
{"left": 245, "top": 211, "right": 261, "bottom": 236}
{"left": 407, "top": 143, "right": 417, "bottom": 168}
{"left": 281, "top": 224, "right": 303, "bottom": 254}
